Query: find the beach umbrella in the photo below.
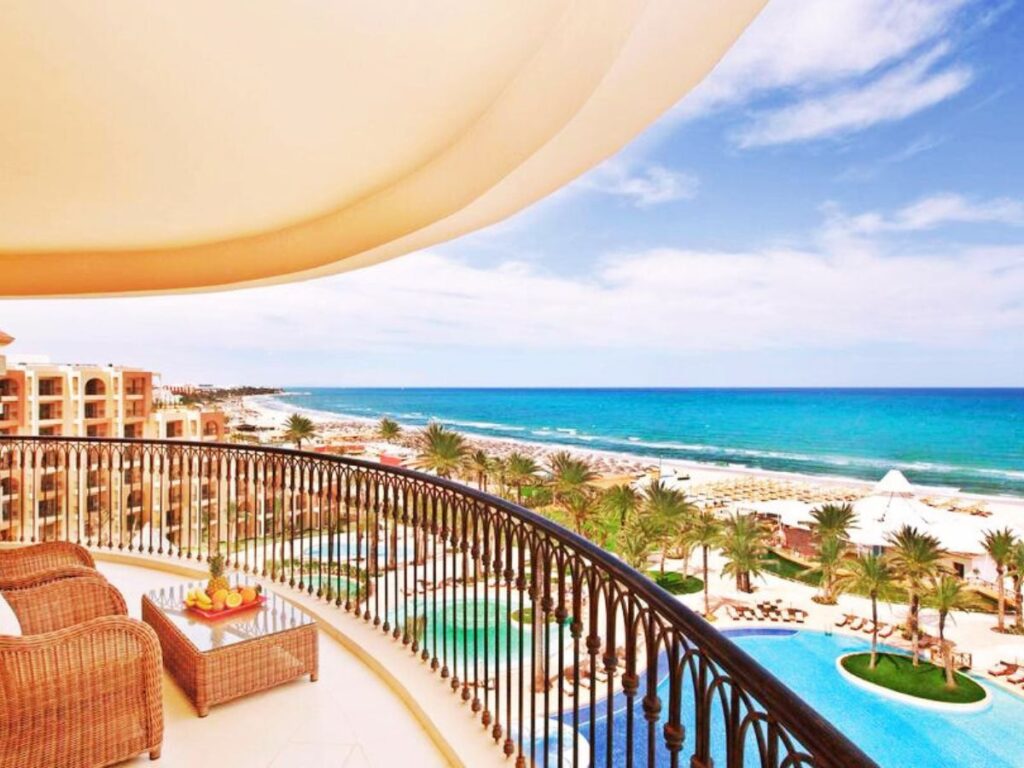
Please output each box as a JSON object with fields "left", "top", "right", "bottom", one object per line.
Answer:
{"left": 0, "top": 1, "right": 765, "bottom": 297}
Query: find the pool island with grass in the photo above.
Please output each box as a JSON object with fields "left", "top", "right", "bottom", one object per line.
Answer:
{"left": 840, "top": 652, "right": 987, "bottom": 706}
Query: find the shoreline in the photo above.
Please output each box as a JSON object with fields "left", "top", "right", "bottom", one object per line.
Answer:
{"left": 226, "top": 394, "right": 1024, "bottom": 515}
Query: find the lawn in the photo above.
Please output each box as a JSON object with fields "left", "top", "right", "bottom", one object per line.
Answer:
{"left": 841, "top": 652, "right": 986, "bottom": 704}
{"left": 646, "top": 571, "right": 704, "bottom": 595}
{"left": 763, "top": 551, "right": 820, "bottom": 586}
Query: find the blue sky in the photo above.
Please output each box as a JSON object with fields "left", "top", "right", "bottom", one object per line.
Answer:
{"left": 3, "top": 0, "right": 1023, "bottom": 387}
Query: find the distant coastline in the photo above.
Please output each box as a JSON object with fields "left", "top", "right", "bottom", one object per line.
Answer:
{"left": 247, "top": 387, "right": 1024, "bottom": 500}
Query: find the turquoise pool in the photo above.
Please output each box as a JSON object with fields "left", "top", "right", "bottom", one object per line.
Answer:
{"left": 563, "top": 629, "right": 1024, "bottom": 767}
{"left": 390, "top": 597, "right": 529, "bottom": 670}
{"left": 730, "top": 630, "right": 1023, "bottom": 767}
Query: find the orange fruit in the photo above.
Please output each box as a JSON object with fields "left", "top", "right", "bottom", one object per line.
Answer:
{"left": 212, "top": 588, "right": 229, "bottom": 604}
{"left": 211, "top": 598, "right": 226, "bottom": 611}
{"left": 225, "top": 592, "right": 243, "bottom": 609}
{"left": 240, "top": 587, "right": 258, "bottom": 604}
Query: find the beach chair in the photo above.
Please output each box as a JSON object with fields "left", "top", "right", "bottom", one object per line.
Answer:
{"left": 834, "top": 614, "right": 855, "bottom": 628}
{"left": 861, "top": 621, "right": 875, "bottom": 634}
{"left": 787, "top": 608, "right": 808, "bottom": 624}
{"left": 988, "top": 661, "right": 1019, "bottom": 677}
{"left": 849, "top": 617, "right": 866, "bottom": 631}
{"left": 1006, "top": 671, "right": 1024, "bottom": 685}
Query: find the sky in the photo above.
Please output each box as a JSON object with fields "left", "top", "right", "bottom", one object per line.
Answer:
{"left": 2, "top": 0, "right": 1023, "bottom": 388}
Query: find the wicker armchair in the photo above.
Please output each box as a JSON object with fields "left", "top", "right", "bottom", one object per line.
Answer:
{"left": 2, "top": 574, "right": 127, "bottom": 635}
{"left": 0, "top": 616, "right": 164, "bottom": 767}
{"left": 0, "top": 542, "right": 95, "bottom": 582}
{"left": 0, "top": 564, "right": 99, "bottom": 593}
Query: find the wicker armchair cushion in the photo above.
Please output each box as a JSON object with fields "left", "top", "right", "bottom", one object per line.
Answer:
{"left": 0, "top": 593, "right": 18, "bottom": 636}
{"left": 2, "top": 575, "right": 127, "bottom": 635}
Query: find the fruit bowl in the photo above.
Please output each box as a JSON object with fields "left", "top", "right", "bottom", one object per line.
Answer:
{"left": 186, "top": 594, "right": 266, "bottom": 620}
{"left": 184, "top": 585, "right": 265, "bottom": 619}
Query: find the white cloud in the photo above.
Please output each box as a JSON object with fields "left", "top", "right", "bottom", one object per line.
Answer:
{"left": 827, "top": 193, "right": 1024, "bottom": 236}
{"left": 836, "top": 134, "right": 946, "bottom": 182}
{"left": 678, "top": 0, "right": 972, "bottom": 145}
{"left": 3, "top": 195, "right": 1022, "bottom": 382}
{"left": 577, "top": 163, "right": 698, "bottom": 207}
{"left": 735, "top": 45, "right": 971, "bottom": 147}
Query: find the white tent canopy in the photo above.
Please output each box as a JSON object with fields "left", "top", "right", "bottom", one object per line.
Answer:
{"left": 873, "top": 469, "right": 915, "bottom": 498}
{"left": 0, "top": 0, "right": 764, "bottom": 297}
{"left": 848, "top": 492, "right": 990, "bottom": 556}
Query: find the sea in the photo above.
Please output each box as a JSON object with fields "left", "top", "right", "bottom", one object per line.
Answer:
{"left": 259, "top": 388, "right": 1024, "bottom": 498}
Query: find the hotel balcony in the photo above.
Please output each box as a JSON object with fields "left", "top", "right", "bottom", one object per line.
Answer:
{"left": 0, "top": 435, "right": 873, "bottom": 768}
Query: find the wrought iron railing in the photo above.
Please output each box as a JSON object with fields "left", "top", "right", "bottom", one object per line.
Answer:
{"left": 0, "top": 436, "right": 876, "bottom": 768}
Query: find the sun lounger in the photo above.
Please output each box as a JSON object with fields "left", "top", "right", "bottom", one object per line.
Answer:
{"left": 786, "top": 608, "right": 808, "bottom": 623}
{"left": 849, "top": 617, "right": 866, "bottom": 631}
{"left": 861, "top": 621, "right": 876, "bottom": 634}
{"left": 835, "top": 614, "right": 855, "bottom": 628}
{"left": 1006, "top": 671, "right": 1024, "bottom": 685}
{"left": 989, "top": 661, "right": 1019, "bottom": 677}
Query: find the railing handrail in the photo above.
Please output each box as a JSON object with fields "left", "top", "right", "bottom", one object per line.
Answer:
{"left": 0, "top": 434, "right": 877, "bottom": 767}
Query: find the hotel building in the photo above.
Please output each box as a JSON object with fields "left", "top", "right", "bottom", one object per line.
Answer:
{"left": 0, "top": 332, "right": 226, "bottom": 543}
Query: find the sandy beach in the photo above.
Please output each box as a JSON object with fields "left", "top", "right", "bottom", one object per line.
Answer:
{"left": 224, "top": 394, "right": 1024, "bottom": 526}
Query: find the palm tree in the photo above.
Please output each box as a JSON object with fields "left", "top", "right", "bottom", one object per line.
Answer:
{"left": 684, "top": 508, "right": 721, "bottom": 618}
{"left": 601, "top": 483, "right": 639, "bottom": 527}
{"left": 412, "top": 422, "right": 469, "bottom": 478}
{"left": 378, "top": 417, "right": 401, "bottom": 441}
{"left": 811, "top": 536, "right": 846, "bottom": 605}
{"left": 926, "top": 575, "right": 977, "bottom": 689}
{"left": 886, "top": 525, "right": 945, "bottom": 666}
{"left": 719, "top": 513, "right": 770, "bottom": 593}
{"left": 468, "top": 449, "right": 492, "bottom": 491}
{"left": 808, "top": 503, "right": 858, "bottom": 541}
{"left": 1011, "top": 542, "right": 1024, "bottom": 633}
{"left": 982, "top": 527, "right": 1018, "bottom": 633}
{"left": 547, "top": 451, "right": 598, "bottom": 507}
{"left": 505, "top": 452, "right": 540, "bottom": 504}
{"left": 564, "top": 492, "right": 598, "bottom": 536}
{"left": 618, "top": 513, "right": 659, "bottom": 570}
{"left": 642, "top": 480, "right": 698, "bottom": 574}
{"left": 283, "top": 413, "right": 316, "bottom": 449}
{"left": 835, "top": 554, "right": 894, "bottom": 669}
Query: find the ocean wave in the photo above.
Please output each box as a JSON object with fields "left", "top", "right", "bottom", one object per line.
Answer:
{"left": 251, "top": 394, "right": 1023, "bottom": 490}
{"left": 442, "top": 418, "right": 527, "bottom": 432}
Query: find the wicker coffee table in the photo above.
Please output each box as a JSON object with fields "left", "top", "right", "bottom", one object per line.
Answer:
{"left": 142, "top": 580, "right": 318, "bottom": 717}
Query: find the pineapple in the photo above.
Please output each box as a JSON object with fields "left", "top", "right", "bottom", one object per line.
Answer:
{"left": 206, "top": 553, "right": 230, "bottom": 597}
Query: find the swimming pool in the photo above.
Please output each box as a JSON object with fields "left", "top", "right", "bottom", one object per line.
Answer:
{"left": 390, "top": 597, "right": 528, "bottom": 671}
{"left": 561, "top": 629, "right": 1024, "bottom": 767}
{"left": 303, "top": 532, "right": 409, "bottom": 563}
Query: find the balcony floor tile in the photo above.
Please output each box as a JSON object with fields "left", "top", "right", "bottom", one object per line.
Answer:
{"left": 98, "top": 561, "right": 451, "bottom": 768}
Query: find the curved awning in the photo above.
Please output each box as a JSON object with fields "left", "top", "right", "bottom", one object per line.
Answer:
{"left": 0, "top": 1, "right": 764, "bottom": 297}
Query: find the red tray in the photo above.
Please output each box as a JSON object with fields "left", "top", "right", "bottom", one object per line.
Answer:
{"left": 185, "top": 594, "right": 266, "bottom": 620}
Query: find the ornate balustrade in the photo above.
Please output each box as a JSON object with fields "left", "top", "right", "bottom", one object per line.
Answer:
{"left": 0, "top": 436, "right": 875, "bottom": 768}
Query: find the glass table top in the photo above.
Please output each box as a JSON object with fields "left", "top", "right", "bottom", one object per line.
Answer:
{"left": 144, "top": 577, "right": 316, "bottom": 653}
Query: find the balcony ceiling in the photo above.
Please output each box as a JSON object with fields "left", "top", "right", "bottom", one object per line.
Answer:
{"left": 0, "top": 1, "right": 764, "bottom": 297}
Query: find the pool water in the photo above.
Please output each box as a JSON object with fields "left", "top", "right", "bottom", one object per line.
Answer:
{"left": 303, "top": 532, "right": 409, "bottom": 563}
{"left": 390, "top": 597, "right": 528, "bottom": 671}
{"left": 562, "top": 629, "right": 1024, "bottom": 768}
{"left": 730, "top": 630, "right": 1023, "bottom": 768}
